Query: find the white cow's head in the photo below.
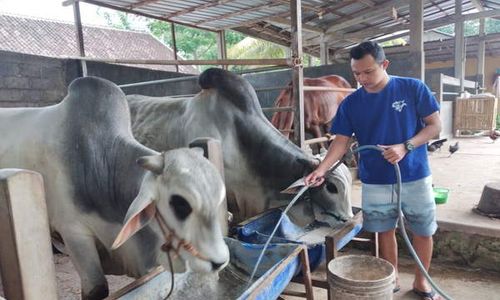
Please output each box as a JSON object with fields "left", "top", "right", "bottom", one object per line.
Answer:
{"left": 112, "top": 148, "right": 229, "bottom": 273}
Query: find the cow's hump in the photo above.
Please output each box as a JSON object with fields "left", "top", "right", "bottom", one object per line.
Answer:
{"left": 65, "top": 76, "right": 131, "bottom": 130}
{"left": 198, "top": 68, "right": 259, "bottom": 113}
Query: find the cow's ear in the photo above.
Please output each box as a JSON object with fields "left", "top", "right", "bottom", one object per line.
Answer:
{"left": 111, "top": 188, "right": 156, "bottom": 250}
{"left": 137, "top": 154, "right": 164, "bottom": 175}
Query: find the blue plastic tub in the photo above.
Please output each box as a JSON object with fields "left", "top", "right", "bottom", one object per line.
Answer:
{"left": 234, "top": 207, "right": 363, "bottom": 272}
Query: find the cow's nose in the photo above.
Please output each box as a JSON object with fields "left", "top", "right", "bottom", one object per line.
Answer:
{"left": 211, "top": 261, "right": 225, "bottom": 271}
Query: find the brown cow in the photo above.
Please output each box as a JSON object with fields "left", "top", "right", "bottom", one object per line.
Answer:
{"left": 271, "top": 75, "right": 352, "bottom": 151}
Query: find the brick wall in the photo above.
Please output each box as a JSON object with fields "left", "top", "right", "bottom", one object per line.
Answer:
{"left": 0, "top": 50, "right": 68, "bottom": 107}
{"left": 0, "top": 50, "right": 197, "bottom": 108}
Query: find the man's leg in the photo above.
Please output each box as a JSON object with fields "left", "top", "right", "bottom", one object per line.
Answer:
{"left": 379, "top": 229, "right": 399, "bottom": 286}
{"left": 412, "top": 234, "right": 434, "bottom": 292}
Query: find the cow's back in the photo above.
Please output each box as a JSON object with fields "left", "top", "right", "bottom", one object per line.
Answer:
{"left": 127, "top": 94, "right": 218, "bottom": 152}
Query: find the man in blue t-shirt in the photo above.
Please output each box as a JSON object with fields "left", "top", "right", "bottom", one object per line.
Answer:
{"left": 305, "top": 41, "right": 442, "bottom": 300}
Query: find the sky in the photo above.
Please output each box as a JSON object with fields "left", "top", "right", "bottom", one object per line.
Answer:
{"left": 0, "top": 0, "right": 147, "bottom": 29}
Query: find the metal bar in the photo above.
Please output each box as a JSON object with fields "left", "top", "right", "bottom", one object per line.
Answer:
{"left": 170, "top": 22, "right": 179, "bottom": 73}
{"left": 256, "top": 86, "right": 357, "bottom": 92}
{"left": 304, "top": 135, "right": 334, "bottom": 145}
{"left": 118, "top": 75, "right": 198, "bottom": 88}
{"left": 261, "top": 106, "right": 293, "bottom": 112}
{"left": 65, "top": 57, "right": 292, "bottom": 66}
{"left": 303, "top": 86, "right": 356, "bottom": 92}
{"left": 255, "top": 86, "right": 290, "bottom": 92}
{"left": 72, "top": 1, "right": 87, "bottom": 77}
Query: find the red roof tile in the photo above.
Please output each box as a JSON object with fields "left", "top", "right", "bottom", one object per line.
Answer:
{"left": 0, "top": 14, "right": 198, "bottom": 74}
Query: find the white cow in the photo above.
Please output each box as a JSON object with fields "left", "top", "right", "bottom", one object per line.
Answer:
{"left": 0, "top": 77, "right": 229, "bottom": 300}
{"left": 128, "top": 68, "right": 353, "bottom": 224}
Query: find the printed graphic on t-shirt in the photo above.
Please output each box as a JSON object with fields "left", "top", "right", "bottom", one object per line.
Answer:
{"left": 392, "top": 100, "right": 407, "bottom": 112}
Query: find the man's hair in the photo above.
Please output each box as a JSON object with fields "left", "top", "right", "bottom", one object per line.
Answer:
{"left": 350, "top": 41, "right": 386, "bottom": 63}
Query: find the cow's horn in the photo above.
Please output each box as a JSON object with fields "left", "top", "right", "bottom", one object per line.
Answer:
{"left": 137, "top": 154, "right": 164, "bottom": 175}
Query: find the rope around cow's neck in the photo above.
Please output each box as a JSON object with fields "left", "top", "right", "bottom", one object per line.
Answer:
{"left": 154, "top": 211, "right": 211, "bottom": 299}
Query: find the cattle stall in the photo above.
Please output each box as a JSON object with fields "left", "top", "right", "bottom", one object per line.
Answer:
{"left": 6, "top": 0, "right": 498, "bottom": 299}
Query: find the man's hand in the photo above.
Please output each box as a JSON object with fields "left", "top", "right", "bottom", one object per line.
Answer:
{"left": 304, "top": 169, "right": 326, "bottom": 187}
{"left": 378, "top": 144, "right": 407, "bottom": 164}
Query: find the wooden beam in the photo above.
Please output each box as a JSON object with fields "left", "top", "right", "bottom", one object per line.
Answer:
{"left": 409, "top": 0, "right": 424, "bottom": 81}
{"left": 65, "top": 57, "right": 293, "bottom": 66}
{"left": 325, "top": 0, "right": 410, "bottom": 34}
{"left": 0, "top": 170, "right": 58, "bottom": 300}
{"left": 216, "top": 30, "right": 227, "bottom": 70}
{"left": 454, "top": 0, "right": 465, "bottom": 91}
{"left": 477, "top": 18, "right": 486, "bottom": 88}
{"left": 195, "top": 1, "right": 283, "bottom": 26}
{"left": 310, "top": 8, "right": 500, "bottom": 46}
{"left": 291, "top": 0, "right": 305, "bottom": 149}
{"left": 165, "top": 0, "right": 235, "bottom": 18}
{"left": 128, "top": 0, "right": 161, "bottom": 10}
{"left": 78, "top": 0, "right": 217, "bottom": 32}
{"left": 269, "top": 17, "right": 324, "bottom": 33}
{"left": 470, "top": 0, "right": 484, "bottom": 11}
{"left": 219, "top": 11, "right": 290, "bottom": 30}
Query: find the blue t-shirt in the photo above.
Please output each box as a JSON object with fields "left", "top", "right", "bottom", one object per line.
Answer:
{"left": 331, "top": 76, "right": 439, "bottom": 184}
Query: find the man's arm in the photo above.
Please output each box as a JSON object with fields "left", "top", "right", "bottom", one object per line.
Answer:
{"left": 304, "top": 134, "right": 351, "bottom": 186}
{"left": 380, "top": 111, "right": 442, "bottom": 164}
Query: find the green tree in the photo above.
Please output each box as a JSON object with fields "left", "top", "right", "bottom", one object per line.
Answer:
{"left": 435, "top": 18, "right": 500, "bottom": 36}
{"left": 147, "top": 21, "right": 246, "bottom": 71}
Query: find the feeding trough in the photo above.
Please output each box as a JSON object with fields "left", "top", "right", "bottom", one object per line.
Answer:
{"left": 107, "top": 238, "right": 313, "bottom": 300}
{"left": 234, "top": 206, "right": 364, "bottom": 273}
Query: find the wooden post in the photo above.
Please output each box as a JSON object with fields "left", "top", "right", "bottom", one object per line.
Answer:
{"left": 170, "top": 23, "right": 179, "bottom": 73}
{"left": 72, "top": 1, "right": 87, "bottom": 77}
{"left": 320, "top": 35, "right": 329, "bottom": 65}
{"left": 454, "top": 0, "right": 465, "bottom": 91}
{"left": 217, "top": 30, "right": 228, "bottom": 70}
{"left": 291, "top": 0, "right": 305, "bottom": 149}
{"left": 409, "top": 0, "right": 424, "bottom": 81}
{"left": 0, "top": 169, "right": 57, "bottom": 300}
{"left": 477, "top": 18, "right": 486, "bottom": 90}
{"left": 188, "top": 138, "right": 228, "bottom": 235}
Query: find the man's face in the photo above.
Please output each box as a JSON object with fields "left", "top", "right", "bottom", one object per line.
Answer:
{"left": 351, "top": 54, "right": 389, "bottom": 92}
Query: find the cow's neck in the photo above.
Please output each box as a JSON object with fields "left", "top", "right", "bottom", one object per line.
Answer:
{"left": 234, "top": 116, "right": 314, "bottom": 191}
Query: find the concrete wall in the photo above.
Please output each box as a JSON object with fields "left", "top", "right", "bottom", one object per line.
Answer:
{"left": 0, "top": 50, "right": 196, "bottom": 107}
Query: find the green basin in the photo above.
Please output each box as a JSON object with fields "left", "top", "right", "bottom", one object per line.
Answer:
{"left": 433, "top": 187, "right": 449, "bottom": 204}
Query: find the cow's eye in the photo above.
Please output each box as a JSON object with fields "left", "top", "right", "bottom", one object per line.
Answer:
{"left": 326, "top": 182, "right": 338, "bottom": 193}
{"left": 170, "top": 195, "right": 192, "bottom": 221}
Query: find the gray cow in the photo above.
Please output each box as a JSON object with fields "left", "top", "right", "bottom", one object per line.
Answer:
{"left": 128, "top": 68, "right": 353, "bottom": 224}
{"left": 0, "top": 77, "right": 229, "bottom": 300}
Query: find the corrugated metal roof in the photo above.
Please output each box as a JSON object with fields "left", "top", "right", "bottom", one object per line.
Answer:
{"left": 0, "top": 13, "right": 199, "bottom": 74}
{"left": 71, "top": 0, "right": 500, "bottom": 61}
